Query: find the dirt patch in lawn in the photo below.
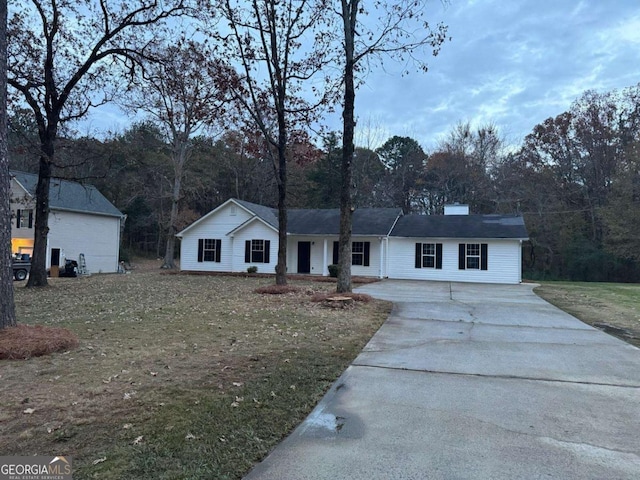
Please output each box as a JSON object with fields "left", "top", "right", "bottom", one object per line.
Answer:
{"left": 534, "top": 282, "right": 640, "bottom": 348}
{"left": 3, "top": 270, "right": 391, "bottom": 479}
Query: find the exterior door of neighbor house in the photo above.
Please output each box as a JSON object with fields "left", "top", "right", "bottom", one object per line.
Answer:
{"left": 50, "top": 248, "right": 61, "bottom": 277}
{"left": 297, "top": 242, "right": 311, "bottom": 274}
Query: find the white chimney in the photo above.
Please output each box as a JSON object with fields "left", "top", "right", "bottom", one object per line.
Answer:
{"left": 444, "top": 203, "right": 469, "bottom": 215}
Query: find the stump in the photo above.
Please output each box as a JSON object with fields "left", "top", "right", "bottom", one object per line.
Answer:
{"left": 323, "top": 296, "right": 354, "bottom": 308}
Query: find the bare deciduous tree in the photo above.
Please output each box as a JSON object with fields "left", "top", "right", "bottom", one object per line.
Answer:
{"left": 7, "top": 0, "right": 187, "bottom": 286}
{"left": 335, "top": 0, "right": 449, "bottom": 292}
{"left": 124, "top": 41, "right": 229, "bottom": 269}
{"left": 215, "top": 0, "right": 333, "bottom": 285}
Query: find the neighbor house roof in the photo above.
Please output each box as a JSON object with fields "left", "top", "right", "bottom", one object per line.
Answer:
{"left": 391, "top": 214, "right": 528, "bottom": 239}
{"left": 10, "top": 170, "right": 123, "bottom": 218}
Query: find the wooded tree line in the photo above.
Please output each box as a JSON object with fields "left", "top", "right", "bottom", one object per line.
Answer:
{"left": 9, "top": 83, "right": 640, "bottom": 282}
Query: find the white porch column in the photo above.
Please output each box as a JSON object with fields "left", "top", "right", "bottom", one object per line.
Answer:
{"left": 379, "top": 237, "right": 384, "bottom": 279}
{"left": 322, "top": 238, "right": 328, "bottom": 276}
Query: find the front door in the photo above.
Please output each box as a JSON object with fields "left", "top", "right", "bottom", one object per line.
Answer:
{"left": 297, "top": 242, "right": 311, "bottom": 274}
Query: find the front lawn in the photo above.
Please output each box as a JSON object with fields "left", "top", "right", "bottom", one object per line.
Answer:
{"left": 1, "top": 270, "right": 390, "bottom": 479}
{"left": 534, "top": 281, "right": 640, "bottom": 348}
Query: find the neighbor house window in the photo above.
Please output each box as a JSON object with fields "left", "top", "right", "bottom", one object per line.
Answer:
{"left": 332, "top": 241, "right": 370, "bottom": 267}
{"left": 458, "top": 243, "right": 488, "bottom": 270}
{"left": 16, "top": 209, "right": 33, "bottom": 229}
{"left": 415, "top": 243, "right": 442, "bottom": 269}
{"left": 245, "top": 239, "right": 271, "bottom": 263}
{"left": 197, "top": 239, "right": 221, "bottom": 262}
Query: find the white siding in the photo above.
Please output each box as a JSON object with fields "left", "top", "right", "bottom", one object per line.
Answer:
{"left": 388, "top": 238, "right": 523, "bottom": 284}
{"left": 351, "top": 236, "right": 384, "bottom": 278}
{"left": 48, "top": 210, "right": 121, "bottom": 273}
{"left": 178, "top": 202, "right": 279, "bottom": 274}
{"left": 10, "top": 178, "right": 35, "bottom": 244}
{"left": 230, "top": 222, "right": 278, "bottom": 273}
{"left": 179, "top": 202, "right": 254, "bottom": 272}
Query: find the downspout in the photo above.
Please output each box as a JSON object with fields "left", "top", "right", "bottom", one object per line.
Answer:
{"left": 119, "top": 214, "right": 127, "bottom": 271}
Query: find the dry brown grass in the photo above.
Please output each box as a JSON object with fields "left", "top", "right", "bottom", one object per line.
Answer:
{"left": 310, "top": 292, "right": 373, "bottom": 303}
{"left": 254, "top": 284, "right": 301, "bottom": 294}
{"left": 2, "top": 268, "right": 390, "bottom": 479}
{"left": 0, "top": 325, "right": 78, "bottom": 360}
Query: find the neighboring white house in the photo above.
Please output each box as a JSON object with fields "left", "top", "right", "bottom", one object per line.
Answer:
{"left": 10, "top": 171, "right": 124, "bottom": 274}
{"left": 177, "top": 198, "right": 529, "bottom": 284}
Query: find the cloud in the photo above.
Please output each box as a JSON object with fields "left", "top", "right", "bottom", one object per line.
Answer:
{"left": 348, "top": 0, "right": 640, "bottom": 150}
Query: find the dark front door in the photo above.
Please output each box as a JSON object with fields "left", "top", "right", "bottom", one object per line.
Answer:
{"left": 297, "top": 242, "right": 311, "bottom": 274}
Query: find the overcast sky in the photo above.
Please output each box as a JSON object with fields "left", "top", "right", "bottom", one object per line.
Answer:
{"left": 346, "top": 0, "right": 640, "bottom": 150}
{"left": 87, "top": 0, "right": 640, "bottom": 152}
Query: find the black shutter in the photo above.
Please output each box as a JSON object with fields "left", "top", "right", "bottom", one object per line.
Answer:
{"left": 16, "top": 209, "right": 21, "bottom": 228}
{"left": 363, "top": 242, "right": 370, "bottom": 267}
{"left": 481, "top": 243, "right": 488, "bottom": 270}
{"left": 28, "top": 211, "right": 33, "bottom": 228}
{"left": 436, "top": 243, "right": 443, "bottom": 269}
{"left": 197, "top": 239, "right": 204, "bottom": 262}
{"left": 245, "top": 240, "right": 251, "bottom": 263}
{"left": 332, "top": 241, "right": 339, "bottom": 265}
{"left": 215, "top": 239, "right": 222, "bottom": 262}
{"left": 415, "top": 243, "right": 422, "bottom": 268}
{"left": 264, "top": 240, "right": 270, "bottom": 263}
{"left": 458, "top": 243, "right": 466, "bottom": 270}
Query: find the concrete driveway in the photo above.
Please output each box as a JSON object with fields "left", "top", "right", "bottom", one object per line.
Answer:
{"left": 244, "top": 281, "right": 640, "bottom": 480}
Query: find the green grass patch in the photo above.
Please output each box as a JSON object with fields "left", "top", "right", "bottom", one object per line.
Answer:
{"left": 535, "top": 281, "right": 640, "bottom": 347}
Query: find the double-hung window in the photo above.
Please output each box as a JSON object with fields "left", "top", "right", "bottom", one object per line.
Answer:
{"left": 458, "top": 243, "right": 488, "bottom": 270}
{"left": 16, "top": 209, "right": 33, "bottom": 229}
{"left": 197, "top": 239, "right": 221, "bottom": 262}
{"left": 466, "top": 243, "right": 480, "bottom": 269}
{"left": 332, "top": 241, "right": 371, "bottom": 267}
{"left": 415, "top": 243, "right": 442, "bottom": 269}
{"left": 245, "top": 239, "right": 271, "bottom": 264}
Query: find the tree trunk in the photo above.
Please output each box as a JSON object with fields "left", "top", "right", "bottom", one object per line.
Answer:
{"left": 275, "top": 107, "right": 288, "bottom": 286}
{"left": 27, "top": 147, "right": 53, "bottom": 287}
{"left": 161, "top": 157, "right": 183, "bottom": 269}
{"left": 0, "top": 0, "right": 16, "bottom": 329}
{"left": 337, "top": 0, "right": 357, "bottom": 293}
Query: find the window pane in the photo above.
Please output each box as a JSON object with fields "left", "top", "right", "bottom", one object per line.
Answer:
{"left": 251, "top": 239, "right": 265, "bottom": 263}
{"left": 424, "top": 256, "right": 435, "bottom": 268}
{"left": 423, "top": 243, "right": 435, "bottom": 255}
{"left": 467, "top": 257, "right": 480, "bottom": 269}
{"left": 203, "top": 238, "right": 218, "bottom": 262}
{"left": 467, "top": 244, "right": 480, "bottom": 256}
{"left": 352, "top": 241, "right": 364, "bottom": 265}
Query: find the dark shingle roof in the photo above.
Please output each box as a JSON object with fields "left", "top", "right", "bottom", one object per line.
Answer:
{"left": 11, "top": 171, "right": 122, "bottom": 218}
{"left": 288, "top": 208, "right": 403, "bottom": 235}
{"left": 234, "top": 198, "right": 279, "bottom": 228}
{"left": 234, "top": 199, "right": 402, "bottom": 236}
{"left": 391, "top": 214, "right": 528, "bottom": 239}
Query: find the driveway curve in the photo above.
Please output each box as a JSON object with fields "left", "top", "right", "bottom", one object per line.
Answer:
{"left": 244, "top": 281, "right": 640, "bottom": 480}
